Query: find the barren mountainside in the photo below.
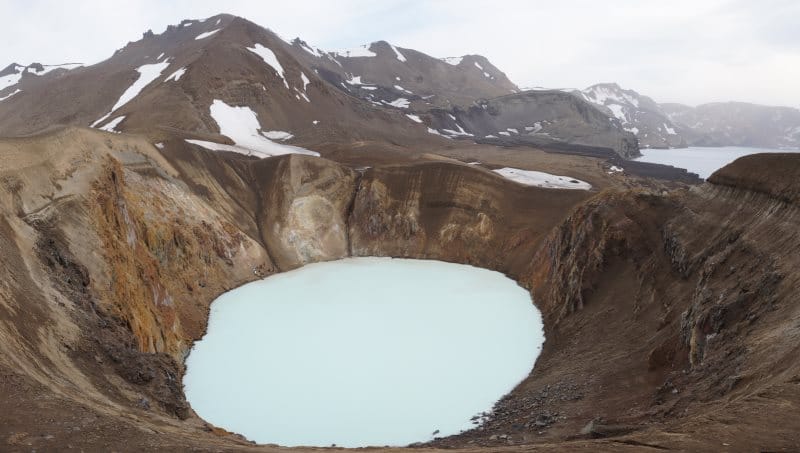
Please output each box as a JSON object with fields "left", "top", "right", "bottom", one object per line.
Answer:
{"left": 575, "top": 82, "right": 800, "bottom": 149}
{"left": 0, "top": 14, "right": 640, "bottom": 159}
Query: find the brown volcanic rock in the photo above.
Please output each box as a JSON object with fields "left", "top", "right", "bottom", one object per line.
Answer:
{"left": 349, "top": 161, "right": 590, "bottom": 269}
{"left": 708, "top": 152, "right": 800, "bottom": 204}
{"left": 2, "top": 129, "right": 800, "bottom": 451}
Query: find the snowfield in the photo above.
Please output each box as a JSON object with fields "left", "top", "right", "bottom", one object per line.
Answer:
{"left": 248, "top": 44, "right": 289, "bottom": 89}
{"left": 187, "top": 100, "right": 318, "bottom": 158}
{"left": 336, "top": 44, "right": 377, "bottom": 58}
{"left": 165, "top": 67, "right": 187, "bottom": 82}
{"left": 386, "top": 98, "right": 410, "bottom": 108}
{"left": 389, "top": 43, "right": 407, "bottom": 62}
{"left": 91, "top": 61, "right": 171, "bottom": 127}
{"left": 195, "top": 29, "right": 221, "bottom": 40}
{"left": 262, "top": 130, "right": 294, "bottom": 140}
{"left": 0, "top": 68, "right": 24, "bottom": 91}
{"left": 493, "top": 167, "right": 592, "bottom": 190}
{"left": 100, "top": 116, "right": 125, "bottom": 133}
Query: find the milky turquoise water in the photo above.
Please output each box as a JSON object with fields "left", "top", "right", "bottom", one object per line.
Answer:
{"left": 183, "top": 257, "right": 544, "bottom": 447}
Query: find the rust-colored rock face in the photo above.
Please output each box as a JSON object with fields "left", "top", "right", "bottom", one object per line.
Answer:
{"left": 1, "top": 127, "right": 799, "bottom": 452}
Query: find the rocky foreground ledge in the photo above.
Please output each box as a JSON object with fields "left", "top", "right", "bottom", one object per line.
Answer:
{"left": 1, "top": 127, "right": 799, "bottom": 452}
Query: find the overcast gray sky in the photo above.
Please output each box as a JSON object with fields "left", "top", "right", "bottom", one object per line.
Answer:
{"left": 2, "top": 0, "right": 799, "bottom": 107}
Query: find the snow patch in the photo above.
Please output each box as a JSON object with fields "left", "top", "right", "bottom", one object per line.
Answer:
{"left": 606, "top": 104, "right": 628, "bottom": 123}
{"left": 91, "top": 61, "right": 171, "bottom": 127}
{"left": 493, "top": 168, "right": 591, "bottom": 190}
{"left": 197, "top": 99, "right": 319, "bottom": 158}
{"left": 0, "top": 89, "right": 21, "bottom": 102}
{"left": 346, "top": 75, "right": 366, "bottom": 85}
{"left": 474, "top": 61, "right": 484, "bottom": 70}
{"left": 25, "top": 63, "right": 83, "bottom": 76}
{"left": 195, "top": 29, "right": 221, "bottom": 40}
{"left": 442, "top": 57, "right": 463, "bottom": 65}
{"left": 248, "top": 44, "right": 289, "bottom": 89}
{"left": 427, "top": 128, "right": 451, "bottom": 139}
{"left": 262, "top": 130, "right": 294, "bottom": 140}
{"left": 0, "top": 71, "right": 23, "bottom": 92}
{"left": 385, "top": 98, "right": 410, "bottom": 109}
{"left": 165, "top": 67, "right": 187, "bottom": 82}
{"left": 336, "top": 44, "right": 377, "bottom": 58}
{"left": 664, "top": 123, "right": 677, "bottom": 135}
{"left": 388, "top": 43, "right": 407, "bottom": 62}
{"left": 300, "top": 72, "right": 310, "bottom": 91}
{"left": 405, "top": 114, "right": 423, "bottom": 123}
{"left": 100, "top": 116, "right": 125, "bottom": 133}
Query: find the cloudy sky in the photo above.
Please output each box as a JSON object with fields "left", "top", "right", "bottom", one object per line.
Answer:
{"left": 3, "top": 0, "right": 799, "bottom": 107}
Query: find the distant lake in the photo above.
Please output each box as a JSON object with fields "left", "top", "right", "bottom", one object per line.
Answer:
{"left": 636, "top": 146, "right": 799, "bottom": 179}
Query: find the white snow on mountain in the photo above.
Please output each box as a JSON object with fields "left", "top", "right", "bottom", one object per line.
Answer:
{"left": 300, "top": 72, "right": 310, "bottom": 91}
{"left": 606, "top": 104, "right": 628, "bottom": 123}
{"left": 165, "top": 67, "right": 187, "bottom": 82}
{"left": 346, "top": 75, "right": 367, "bottom": 85}
{"left": 91, "top": 61, "right": 171, "bottom": 127}
{"left": 0, "top": 89, "right": 21, "bottom": 102}
{"left": 474, "top": 61, "right": 484, "bottom": 70}
{"left": 248, "top": 44, "right": 289, "bottom": 89}
{"left": 195, "top": 29, "right": 221, "bottom": 40}
{"left": 581, "top": 85, "right": 638, "bottom": 107}
{"left": 1, "top": 70, "right": 24, "bottom": 91}
{"left": 190, "top": 100, "right": 318, "bottom": 158}
{"left": 100, "top": 116, "right": 125, "bottom": 133}
{"left": 336, "top": 44, "right": 377, "bottom": 58}
{"left": 386, "top": 98, "right": 410, "bottom": 108}
{"left": 298, "top": 41, "right": 324, "bottom": 58}
{"left": 26, "top": 63, "right": 83, "bottom": 76}
{"left": 262, "top": 130, "right": 294, "bottom": 140}
{"left": 389, "top": 43, "right": 407, "bottom": 62}
{"left": 406, "top": 114, "right": 423, "bottom": 123}
{"left": 427, "top": 127, "right": 450, "bottom": 138}
{"left": 441, "top": 57, "right": 463, "bottom": 66}
{"left": 493, "top": 167, "right": 591, "bottom": 190}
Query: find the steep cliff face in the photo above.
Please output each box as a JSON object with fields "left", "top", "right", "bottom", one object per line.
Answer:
{"left": 349, "top": 162, "right": 590, "bottom": 270}
{"left": 253, "top": 154, "right": 358, "bottom": 270}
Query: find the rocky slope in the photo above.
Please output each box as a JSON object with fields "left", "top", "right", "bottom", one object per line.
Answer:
{"left": 574, "top": 82, "right": 800, "bottom": 150}
{"left": 424, "top": 89, "right": 641, "bottom": 159}
{"left": 1, "top": 125, "right": 798, "bottom": 452}
{"left": 662, "top": 101, "right": 800, "bottom": 149}
{"left": 0, "top": 15, "right": 643, "bottom": 160}
{"left": 577, "top": 83, "right": 686, "bottom": 149}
